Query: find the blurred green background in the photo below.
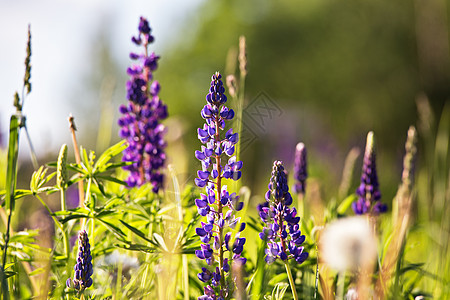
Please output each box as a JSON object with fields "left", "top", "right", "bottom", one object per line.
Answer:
{"left": 1, "top": 1, "right": 449, "bottom": 297}
{"left": 4, "top": 0, "right": 450, "bottom": 208}
{"left": 153, "top": 0, "right": 449, "bottom": 202}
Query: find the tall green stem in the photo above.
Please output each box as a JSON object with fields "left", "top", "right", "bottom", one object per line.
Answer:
{"left": 314, "top": 245, "right": 319, "bottom": 299}
{"left": 297, "top": 193, "right": 304, "bottom": 219}
{"left": 337, "top": 271, "right": 346, "bottom": 300}
{"left": 214, "top": 114, "right": 226, "bottom": 295}
{"left": 2, "top": 114, "right": 21, "bottom": 285}
{"left": 60, "top": 189, "right": 66, "bottom": 212}
{"left": 284, "top": 260, "right": 298, "bottom": 300}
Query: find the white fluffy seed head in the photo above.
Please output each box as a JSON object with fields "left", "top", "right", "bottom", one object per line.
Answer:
{"left": 319, "top": 216, "right": 377, "bottom": 272}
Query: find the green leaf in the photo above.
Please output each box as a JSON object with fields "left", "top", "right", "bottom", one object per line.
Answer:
{"left": 94, "top": 209, "right": 116, "bottom": 218}
{"left": 80, "top": 147, "right": 92, "bottom": 174}
{"left": 337, "top": 194, "right": 357, "bottom": 215}
{"left": 268, "top": 273, "right": 288, "bottom": 286}
{"left": 97, "top": 218, "right": 127, "bottom": 239}
{"left": 247, "top": 215, "right": 263, "bottom": 232}
{"left": 53, "top": 207, "right": 90, "bottom": 216}
{"left": 0, "top": 264, "right": 9, "bottom": 300}
{"left": 153, "top": 233, "right": 168, "bottom": 252}
{"left": 59, "top": 214, "right": 90, "bottom": 224}
{"left": 13, "top": 189, "right": 33, "bottom": 200}
{"left": 93, "top": 140, "right": 127, "bottom": 173}
{"left": 37, "top": 186, "right": 59, "bottom": 194}
{"left": 179, "top": 247, "right": 197, "bottom": 255}
{"left": 27, "top": 267, "right": 45, "bottom": 276}
{"left": 96, "top": 175, "right": 127, "bottom": 186}
{"left": 251, "top": 238, "right": 268, "bottom": 297}
{"left": 5, "top": 115, "right": 21, "bottom": 212}
{"left": 93, "top": 177, "right": 107, "bottom": 196}
{"left": 67, "top": 163, "right": 86, "bottom": 174}
{"left": 119, "top": 220, "right": 155, "bottom": 245}
{"left": 103, "top": 161, "right": 131, "bottom": 172}
{"left": 115, "top": 243, "right": 156, "bottom": 253}
{"left": 272, "top": 283, "right": 289, "bottom": 300}
{"left": 30, "top": 166, "right": 56, "bottom": 194}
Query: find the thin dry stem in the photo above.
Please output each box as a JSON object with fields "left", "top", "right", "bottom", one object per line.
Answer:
{"left": 68, "top": 114, "right": 86, "bottom": 230}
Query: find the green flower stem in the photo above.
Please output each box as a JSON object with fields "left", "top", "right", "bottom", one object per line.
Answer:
{"left": 297, "top": 192, "right": 304, "bottom": 219}
{"left": 284, "top": 260, "right": 298, "bottom": 300}
{"left": 60, "top": 189, "right": 66, "bottom": 212}
{"left": 337, "top": 271, "right": 346, "bottom": 300}
{"left": 115, "top": 260, "right": 123, "bottom": 299}
{"left": 214, "top": 114, "right": 226, "bottom": 295}
{"left": 314, "top": 245, "right": 319, "bottom": 300}
{"left": 68, "top": 115, "right": 85, "bottom": 212}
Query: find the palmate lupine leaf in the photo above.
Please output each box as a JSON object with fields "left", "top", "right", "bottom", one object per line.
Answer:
{"left": 53, "top": 207, "right": 90, "bottom": 224}
{"left": 30, "top": 166, "right": 57, "bottom": 194}
{"left": 0, "top": 189, "right": 32, "bottom": 201}
{"left": 119, "top": 220, "right": 155, "bottom": 244}
{"left": 271, "top": 282, "right": 289, "bottom": 300}
{"left": 96, "top": 218, "right": 128, "bottom": 240}
{"left": 115, "top": 243, "right": 156, "bottom": 253}
{"left": 93, "top": 140, "right": 127, "bottom": 173}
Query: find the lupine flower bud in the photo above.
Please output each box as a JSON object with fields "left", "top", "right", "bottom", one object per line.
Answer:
{"left": 352, "top": 131, "right": 387, "bottom": 215}
{"left": 57, "top": 144, "right": 68, "bottom": 189}
{"left": 195, "top": 72, "right": 245, "bottom": 299}
{"left": 118, "top": 17, "right": 168, "bottom": 193}
{"left": 258, "top": 161, "right": 308, "bottom": 265}
{"left": 293, "top": 142, "right": 307, "bottom": 194}
{"left": 66, "top": 230, "right": 93, "bottom": 291}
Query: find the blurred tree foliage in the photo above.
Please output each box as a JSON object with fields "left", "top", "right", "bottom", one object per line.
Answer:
{"left": 154, "top": 0, "right": 449, "bottom": 199}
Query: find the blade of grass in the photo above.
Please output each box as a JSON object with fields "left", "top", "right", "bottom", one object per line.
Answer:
{"left": 2, "top": 114, "right": 21, "bottom": 287}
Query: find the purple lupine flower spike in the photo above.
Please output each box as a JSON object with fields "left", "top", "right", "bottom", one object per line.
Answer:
{"left": 352, "top": 131, "right": 387, "bottom": 215}
{"left": 293, "top": 142, "right": 307, "bottom": 194}
{"left": 258, "top": 161, "right": 308, "bottom": 265}
{"left": 66, "top": 230, "right": 93, "bottom": 291}
{"left": 118, "top": 16, "right": 168, "bottom": 193}
{"left": 195, "top": 72, "right": 245, "bottom": 299}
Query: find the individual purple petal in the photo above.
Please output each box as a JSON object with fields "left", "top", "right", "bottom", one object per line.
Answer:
{"left": 195, "top": 250, "right": 205, "bottom": 259}
{"left": 198, "top": 170, "right": 210, "bottom": 180}
{"left": 203, "top": 223, "right": 214, "bottom": 233}
{"left": 198, "top": 128, "right": 208, "bottom": 138}
{"left": 196, "top": 227, "right": 207, "bottom": 236}
{"left": 195, "top": 198, "right": 208, "bottom": 208}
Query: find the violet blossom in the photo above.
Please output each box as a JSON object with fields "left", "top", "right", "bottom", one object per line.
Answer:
{"left": 292, "top": 142, "right": 307, "bottom": 195}
{"left": 66, "top": 230, "right": 93, "bottom": 291}
{"left": 118, "top": 17, "right": 168, "bottom": 192}
{"left": 258, "top": 161, "right": 308, "bottom": 265}
{"left": 194, "top": 72, "right": 246, "bottom": 299}
{"left": 352, "top": 131, "right": 387, "bottom": 215}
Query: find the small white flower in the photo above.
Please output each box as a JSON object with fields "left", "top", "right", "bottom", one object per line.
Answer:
{"left": 346, "top": 288, "right": 358, "bottom": 300}
{"left": 319, "top": 216, "right": 377, "bottom": 272}
{"left": 104, "top": 250, "right": 139, "bottom": 270}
